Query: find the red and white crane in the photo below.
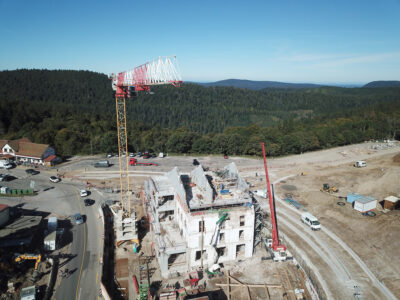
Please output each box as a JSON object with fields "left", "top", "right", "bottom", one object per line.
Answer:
{"left": 261, "top": 142, "right": 287, "bottom": 261}
{"left": 111, "top": 56, "right": 182, "bottom": 217}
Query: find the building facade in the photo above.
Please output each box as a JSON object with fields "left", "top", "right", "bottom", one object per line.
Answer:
{"left": 0, "top": 138, "right": 58, "bottom": 166}
{"left": 145, "top": 162, "right": 255, "bottom": 278}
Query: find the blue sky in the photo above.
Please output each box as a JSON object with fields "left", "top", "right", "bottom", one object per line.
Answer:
{"left": 0, "top": 0, "right": 399, "bottom": 84}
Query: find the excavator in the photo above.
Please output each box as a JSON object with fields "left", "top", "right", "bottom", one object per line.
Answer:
{"left": 14, "top": 253, "right": 41, "bottom": 270}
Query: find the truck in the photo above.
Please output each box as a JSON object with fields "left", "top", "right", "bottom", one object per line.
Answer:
{"left": 254, "top": 189, "right": 267, "bottom": 198}
{"left": 44, "top": 230, "right": 57, "bottom": 251}
{"left": 129, "top": 158, "right": 158, "bottom": 166}
{"left": 94, "top": 160, "right": 110, "bottom": 168}
{"left": 0, "top": 160, "right": 12, "bottom": 169}
{"left": 301, "top": 212, "right": 321, "bottom": 230}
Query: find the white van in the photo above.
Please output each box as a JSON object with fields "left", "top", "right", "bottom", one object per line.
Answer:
{"left": 354, "top": 160, "right": 366, "bottom": 168}
{"left": 301, "top": 212, "right": 321, "bottom": 230}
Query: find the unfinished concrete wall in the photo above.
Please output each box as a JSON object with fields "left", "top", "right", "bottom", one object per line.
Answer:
{"left": 186, "top": 207, "right": 255, "bottom": 270}
{"left": 167, "top": 167, "right": 186, "bottom": 204}
{"left": 191, "top": 165, "right": 213, "bottom": 203}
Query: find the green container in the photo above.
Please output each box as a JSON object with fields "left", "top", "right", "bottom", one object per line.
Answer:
{"left": 12, "top": 189, "right": 17, "bottom": 195}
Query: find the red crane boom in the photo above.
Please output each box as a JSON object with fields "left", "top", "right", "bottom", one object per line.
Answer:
{"left": 261, "top": 142, "right": 286, "bottom": 253}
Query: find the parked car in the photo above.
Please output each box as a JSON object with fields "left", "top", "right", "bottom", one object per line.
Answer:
{"left": 106, "top": 153, "right": 113, "bottom": 158}
{"left": 129, "top": 153, "right": 135, "bottom": 157}
{"left": 84, "top": 199, "right": 93, "bottom": 206}
{"left": 151, "top": 153, "right": 156, "bottom": 158}
{"left": 80, "top": 190, "right": 88, "bottom": 197}
{"left": 49, "top": 176, "right": 61, "bottom": 183}
{"left": 73, "top": 213, "right": 84, "bottom": 225}
{"left": 26, "top": 169, "right": 40, "bottom": 175}
{"left": 0, "top": 174, "right": 10, "bottom": 182}
{"left": 0, "top": 160, "right": 12, "bottom": 169}
{"left": 136, "top": 152, "right": 142, "bottom": 157}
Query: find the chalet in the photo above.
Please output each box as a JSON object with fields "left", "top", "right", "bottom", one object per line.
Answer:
{"left": 0, "top": 138, "right": 59, "bottom": 166}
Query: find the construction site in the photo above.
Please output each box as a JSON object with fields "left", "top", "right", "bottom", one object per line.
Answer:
{"left": 58, "top": 56, "right": 400, "bottom": 299}
{"left": 94, "top": 139, "right": 398, "bottom": 300}
{"left": 1, "top": 56, "right": 399, "bottom": 300}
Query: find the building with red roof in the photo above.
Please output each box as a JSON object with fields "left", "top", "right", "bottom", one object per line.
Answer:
{"left": 0, "top": 138, "right": 59, "bottom": 166}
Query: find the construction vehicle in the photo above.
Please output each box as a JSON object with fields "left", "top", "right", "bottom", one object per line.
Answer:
{"left": 261, "top": 143, "right": 287, "bottom": 261}
{"left": 111, "top": 56, "right": 182, "bottom": 219}
{"left": 129, "top": 158, "right": 158, "bottom": 167}
{"left": 14, "top": 253, "right": 41, "bottom": 270}
{"left": 321, "top": 183, "right": 339, "bottom": 193}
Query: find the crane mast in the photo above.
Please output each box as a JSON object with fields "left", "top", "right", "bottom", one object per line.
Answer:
{"left": 112, "top": 56, "right": 182, "bottom": 218}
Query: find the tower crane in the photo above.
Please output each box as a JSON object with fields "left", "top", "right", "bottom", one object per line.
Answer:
{"left": 111, "top": 56, "right": 182, "bottom": 218}
{"left": 261, "top": 142, "right": 287, "bottom": 261}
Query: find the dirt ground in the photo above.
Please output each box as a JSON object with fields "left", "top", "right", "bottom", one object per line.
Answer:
{"left": 59, "top": 140, "right": 400, "bottom": 298}
{"left": 243, "top": 141, "right": 400, "bottom": 298}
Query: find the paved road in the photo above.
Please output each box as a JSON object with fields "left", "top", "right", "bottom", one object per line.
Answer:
{"left": 54, "top": 185, "right": 104, "bottom": 300}
{"left": 0, "top": 167, "right": 104, "bottom": 300}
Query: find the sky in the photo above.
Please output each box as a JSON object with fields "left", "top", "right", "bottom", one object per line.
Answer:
{"left": 0, "top": 0, "right": 400, "bottom": 84}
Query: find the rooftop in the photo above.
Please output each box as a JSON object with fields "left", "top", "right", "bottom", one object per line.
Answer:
{"left": 0, "top": 204, "right": 8, "bottom": 212}
{"left": 0, "top": 215, "right": 42, "bottom": 239}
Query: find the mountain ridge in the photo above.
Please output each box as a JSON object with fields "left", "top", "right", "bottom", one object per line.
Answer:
{"left": 196, "top": 79, "right": 326, "bottom": 90}
{"left": 363, "top": 81, "right": 400, "bottom": 88}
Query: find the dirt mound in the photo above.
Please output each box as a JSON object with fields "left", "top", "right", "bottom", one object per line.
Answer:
{"left": 392, "top": 152, "right": 400, "bottom": 165}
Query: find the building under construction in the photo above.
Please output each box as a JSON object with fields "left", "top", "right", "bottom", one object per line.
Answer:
{"left": 144, "top": 162, "right": 255, "bottom": 278}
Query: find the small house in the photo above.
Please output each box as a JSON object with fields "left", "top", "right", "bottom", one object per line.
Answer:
{"left": 383, "top": 196, "right": 399, "bottom": 210}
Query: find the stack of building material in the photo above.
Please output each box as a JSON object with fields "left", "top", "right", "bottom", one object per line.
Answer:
{"left": 383, "top": 196, "right": 399, "bottom": 210}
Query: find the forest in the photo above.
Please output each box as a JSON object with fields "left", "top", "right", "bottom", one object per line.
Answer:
{"left": 0, "top": 69, "right": 399, "bottom": 157}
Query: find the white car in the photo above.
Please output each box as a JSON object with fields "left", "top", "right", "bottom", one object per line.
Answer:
{"left": 80, "top": 190, "right": 88, "bottom": 197}
{"left": 49, "top": 176, "right": 61, "bottom": 183}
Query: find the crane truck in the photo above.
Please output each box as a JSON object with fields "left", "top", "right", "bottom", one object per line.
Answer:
{"left": 129, "top": 158, "right": 158, "bottom": 166}
{"left": 261, "top": 142, "right": 287, "bottom": 261}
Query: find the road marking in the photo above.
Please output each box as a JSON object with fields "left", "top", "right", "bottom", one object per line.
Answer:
{"left": 75, "top": 189, "right": 87, "bottom": 300}
{"left": 96, "top": 271, "right": 98, "bottom": 284}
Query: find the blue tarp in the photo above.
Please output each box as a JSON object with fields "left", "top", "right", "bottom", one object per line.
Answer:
{"left": 347, "top": 193, "right": 363, "bottom": 203}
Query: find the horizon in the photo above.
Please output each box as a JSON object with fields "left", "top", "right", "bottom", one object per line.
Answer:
{"left": 1, "top": 0, "right": 400, "bottom": 83}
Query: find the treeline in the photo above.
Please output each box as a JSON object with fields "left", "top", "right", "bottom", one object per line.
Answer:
{"left": 0, "top": 69, "right": 399, "bottom": 157}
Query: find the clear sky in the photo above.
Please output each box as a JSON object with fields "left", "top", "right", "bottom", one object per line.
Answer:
{"left": 1, "top": 0, "right": 399, "bottom": 84}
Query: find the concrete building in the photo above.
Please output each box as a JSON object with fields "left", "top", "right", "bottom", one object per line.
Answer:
{"left": 144, "top": 162, "right": 255, "bottom": 278}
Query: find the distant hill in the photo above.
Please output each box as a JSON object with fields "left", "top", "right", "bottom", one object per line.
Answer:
{"left": 363, "top": 81, "right": 400, "bottom": 88}
{"left": 197, "top": 79, "right": 324, "bottom": 90}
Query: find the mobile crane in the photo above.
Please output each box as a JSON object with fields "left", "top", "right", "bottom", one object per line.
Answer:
{"left": 111, "top": 56, "right": 182, "bottom": 217}
{"left": 261, "top": 142, "right": 287, "bottom": 261}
